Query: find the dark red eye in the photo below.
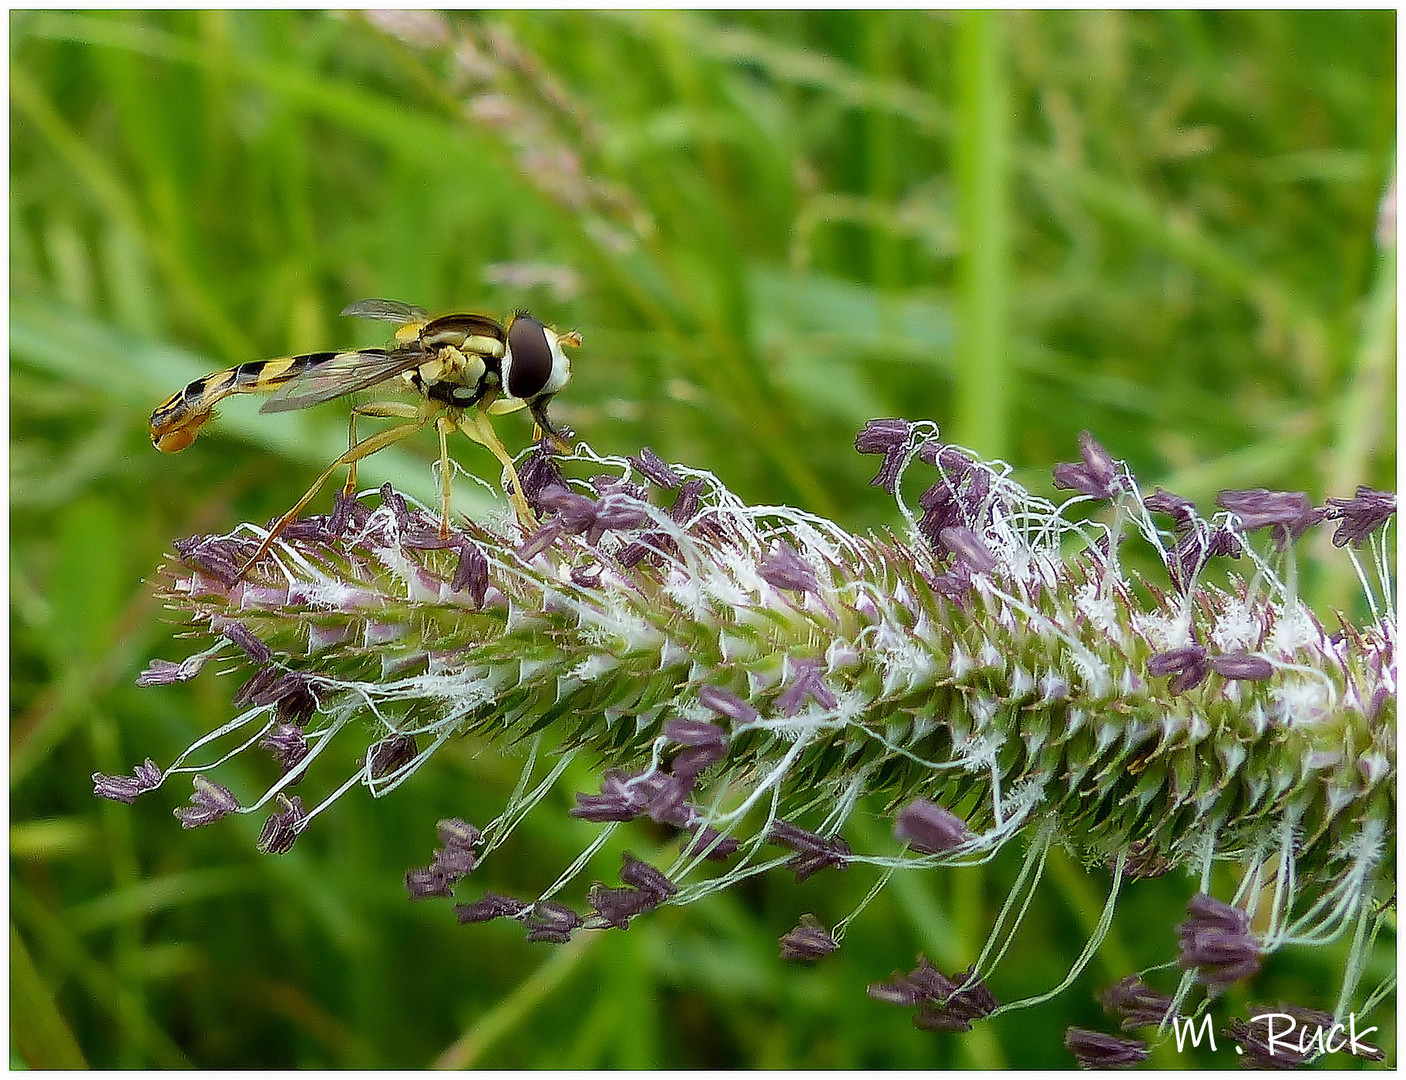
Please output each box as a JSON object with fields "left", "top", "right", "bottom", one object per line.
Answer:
{"left": 506, "top": 315, "right": 553, "bottom": 399}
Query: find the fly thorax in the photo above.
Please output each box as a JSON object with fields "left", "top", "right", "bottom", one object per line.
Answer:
{"left": 443, "top": 345, "right": 488, "bottom": 387}
{"left": 418, "top": 356, "right": 446, "bottom": 383}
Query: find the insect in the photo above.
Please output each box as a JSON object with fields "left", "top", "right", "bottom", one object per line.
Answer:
{"left": 150, "top": 299, "right": 582, "bottom": 573}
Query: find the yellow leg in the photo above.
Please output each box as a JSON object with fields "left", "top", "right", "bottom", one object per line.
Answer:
{"left": 436, "top": 415, "right": 455, "bottom": 537}
{"left": 344, "top": 400, "right": 422, "bottom": 497}
{"left": 458, "top": 409, "right": 538, "bottom": 529}
{"left": 239, "top": 416, "right": 431, "bottom": 576}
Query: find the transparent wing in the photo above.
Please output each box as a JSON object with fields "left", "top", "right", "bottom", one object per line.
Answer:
{"left": 259, "top": 348, "right": 425, "bottom": 413}
{"left": 340, "top": 298, "right": 431, "bottom": 324}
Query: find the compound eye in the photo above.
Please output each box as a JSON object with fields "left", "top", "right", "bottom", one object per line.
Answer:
{"left": 505, "top": 315, "right": 554, "bottom": 399}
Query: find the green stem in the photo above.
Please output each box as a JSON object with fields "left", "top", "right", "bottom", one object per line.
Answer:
{"left": 953, "top": 11, "right": 1012, "bottom": 459}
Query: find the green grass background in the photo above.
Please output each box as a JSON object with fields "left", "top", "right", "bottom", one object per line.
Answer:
{"left": 10, "top": 10, "right": 1395, "bottom": 1068}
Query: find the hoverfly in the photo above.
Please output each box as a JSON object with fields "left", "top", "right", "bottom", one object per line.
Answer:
{"left": 150, "top": 299, "right": 581, "bottom": 574}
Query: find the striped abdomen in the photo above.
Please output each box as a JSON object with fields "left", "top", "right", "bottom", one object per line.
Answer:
{"left": 149, "top": 351, "right": 376, "bottom": 452}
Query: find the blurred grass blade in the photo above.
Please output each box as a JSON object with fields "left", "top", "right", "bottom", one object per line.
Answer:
{"left": 10, "top": 63, "right": 255, "bottom": 361}
{"left": 644, "top": 11, "right": 947, "bottom": 133}
{"left": 11, "top": 922, "right": 88, "bottom": 1068}
{"left": 64, "top": 868, "right": 257, "bottom": 934}
{"left": 11, "top": 893, "right": 190, "bottom": 1067}
{"left": 953, "top": 11, "right": 1012, "bottom": 458}
{"left": 433, "top": 933, "right": 597, "bottom": 1069}
{"left": 1320, "top": 242, "right": 1397, "bottom": 609}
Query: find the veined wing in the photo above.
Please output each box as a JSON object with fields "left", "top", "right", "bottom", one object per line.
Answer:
{"left": 341, "top": 298, "right": 431, "bottom": 324}
{"left": 259, "top": 347, "right": 425, "bottom": 413}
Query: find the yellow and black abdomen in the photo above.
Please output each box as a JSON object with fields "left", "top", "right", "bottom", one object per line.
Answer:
{"left": 149, "top": 351, "right": 348, "bottom": 453}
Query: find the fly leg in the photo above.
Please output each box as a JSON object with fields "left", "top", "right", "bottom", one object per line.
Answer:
{"left": 344, "top": 401, "right": 423, "bottom": 498}
{"left": 239, "top": 413, "right": 433, "bottom": 577}
{"left": 528, "top": 396, "right": 573, "bottom": 454}
{"left": 457, "top": 409, "right": 538, "bottom": 529}
{"left": 435, "top": 415, "right": 456, "bottom": 537}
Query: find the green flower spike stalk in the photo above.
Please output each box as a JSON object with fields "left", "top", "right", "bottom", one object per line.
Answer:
{"left": 103, "top": 423, "right": 1395, "bottom": 1065}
